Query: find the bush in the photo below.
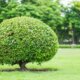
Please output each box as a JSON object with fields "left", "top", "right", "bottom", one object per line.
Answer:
{"left": 0, "top": 17, "right": 58, "bottom": 70}
{"left": 60, "top": 44, "right": 80, "bottom": 48}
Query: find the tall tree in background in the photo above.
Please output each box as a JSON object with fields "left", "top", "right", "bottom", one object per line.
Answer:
{"left": 0, "top": 0, "right": 63, "bottom": 31}
{"left": 64, "top": 1, "right": 80, "bottom": 44}
{"left": 0, "top": 0, "right": 7, "bottom": 7}
{"left": 21, "top": 0, "right": 51, "bottom": 5}
{"left": 0, "top": 0, "right": 7, "bottom": 22}
{"left": 8, "top": 0, "right": 17, "bottom": 3}
{"left": 20, "top": 0, "right": 63, "bottom": 32}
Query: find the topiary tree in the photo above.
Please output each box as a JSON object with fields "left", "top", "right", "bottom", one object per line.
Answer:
{"left": 0, "top": 17, "right": 58, "bottom": 70}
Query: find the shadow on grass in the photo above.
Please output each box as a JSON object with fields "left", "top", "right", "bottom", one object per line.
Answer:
{"left": 0, "top": 68, "right": 59, "bottom": 72}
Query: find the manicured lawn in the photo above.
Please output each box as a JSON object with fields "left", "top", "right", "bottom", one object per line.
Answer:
{"left": 0, "top": 48, "right": 80, "bottom": 80}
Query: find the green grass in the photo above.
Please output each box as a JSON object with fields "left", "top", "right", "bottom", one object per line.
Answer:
{"left": 0, "top": 48, "right": 80, "bottom": 80}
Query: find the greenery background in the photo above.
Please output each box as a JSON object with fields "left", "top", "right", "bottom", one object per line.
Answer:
{"left": 0, "top": 0, "right": 80, "bottom": 44}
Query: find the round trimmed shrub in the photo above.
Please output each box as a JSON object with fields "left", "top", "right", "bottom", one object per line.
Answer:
{"left": 0, "top": 17, "right": 58, "bottom": 70}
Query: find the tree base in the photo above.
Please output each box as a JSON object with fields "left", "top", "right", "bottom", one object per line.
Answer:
{"left": 19, "top": 61, "right": 27, "bottom": 71}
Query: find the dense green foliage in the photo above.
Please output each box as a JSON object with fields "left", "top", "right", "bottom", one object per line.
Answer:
{"left": 0, "top": 0, "right": 6, "bottom": 7}
{"left": 0, "top": 17, "right": 58, "bottom": 66}
{"left": 52, "top": 1, "right": 80, "bottom": 44}
{"left": 0, "top": 0, "right": 80, "bottom": 44}
{"left": 61, "top": 1, "right": 80, "bottom": 44}
{"left": 0, "top": 0, "right": 62, "bottom": 30}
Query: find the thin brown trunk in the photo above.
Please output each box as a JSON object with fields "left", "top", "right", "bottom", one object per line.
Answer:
{"left": 72, "top": 29, "right": 75, "bottom": 44}
{"left": 19, "top": 61, "right": 27, "bottom": 71}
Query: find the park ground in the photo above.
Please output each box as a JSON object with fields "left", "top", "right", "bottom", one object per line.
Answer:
{"left": 0, "top": 48, "right": 80, "bottom": 80}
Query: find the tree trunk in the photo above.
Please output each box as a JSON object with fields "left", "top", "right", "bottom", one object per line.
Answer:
{"left": 19, "top": 61, "right": 27, "bottom": 71}
{"left": 72, "top": 29, "right": 75, "bottom": 44}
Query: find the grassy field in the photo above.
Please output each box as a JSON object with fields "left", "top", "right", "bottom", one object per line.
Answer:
{"left": 0, "top": 48, "right": 80, "bottom": 80}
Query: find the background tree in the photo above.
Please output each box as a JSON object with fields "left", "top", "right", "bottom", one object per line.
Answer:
{"left": 0, "top": 0, "right": 7, "bottom": 7}
{"left": 0, "top": 0, "right": 18, "bottom": 22}
{"left": 0, "top": 0, "right": 63, "bottom": 32}
{"left": 64, "top": 1, "right": 80, "bottom": 44}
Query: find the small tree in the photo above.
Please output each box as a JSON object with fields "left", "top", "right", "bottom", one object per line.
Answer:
{"left": 0, "top": 17, "right": 58, "bottom": 70}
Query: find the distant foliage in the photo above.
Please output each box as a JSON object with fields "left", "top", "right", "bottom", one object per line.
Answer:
{"left": 0, "top": 17, "right": 58, "bottom": 66}
{"left": 63, "top": 1, "right": 80, "bottom": 44}
{"left": 0, "top": 0, "right": 62, "bottom": 30}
